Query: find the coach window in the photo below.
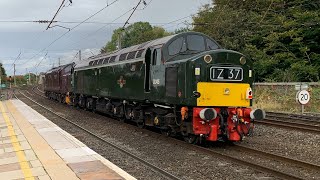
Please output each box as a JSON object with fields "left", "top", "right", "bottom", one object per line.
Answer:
{"left": 168, "top": 37, "right": 186, "bottom": 56}
{"left": 187, "top": 35, "right": 205, "bottom": 52}
{"left": 206, "top": 38, "right": 219, "bottom": 50}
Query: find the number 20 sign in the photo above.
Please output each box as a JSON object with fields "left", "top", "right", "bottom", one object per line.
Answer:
{"left": 296, "top": 90, "right": 310, "bottom": 105}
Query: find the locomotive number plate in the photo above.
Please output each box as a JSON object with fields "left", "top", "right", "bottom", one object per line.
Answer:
{"left": 210, "top": 67, "right": 243, "bottom": 81}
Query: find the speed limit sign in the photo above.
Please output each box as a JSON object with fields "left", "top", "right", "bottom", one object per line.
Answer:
{"left": 296, "top": 90, "right": 310, "bottom": 105}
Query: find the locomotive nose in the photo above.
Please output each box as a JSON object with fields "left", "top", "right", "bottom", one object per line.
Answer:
{"left": 250, "top": 109, "right": 266, "bottom": 120}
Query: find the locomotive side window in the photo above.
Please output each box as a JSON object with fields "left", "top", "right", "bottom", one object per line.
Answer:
{"left": 136, "top": 49, "right": 145, "bottom": 58}
{"left": 119, "top": 53, "right": 128, "bottom": 61}
{"left": 206, "top": 39, "right": 219, "bottom": 50}
{"left": 109, "top": 56, "right": 117, "bottom": 63}
{"left": 152, "top": 49, "right": 157, "bottom": 65}
{"left": 103, "top": 57, "right": 110, "bottom": 64}
{"left": 187, "top": 35, "right": 205, "bottom": 51}
{"left": 127, "top": 51, "right": 137, "bottom": 60}
{"left": 168, "top": 37, "right": 186, "bottom": 56}
{"left": 152, "top": 48, "right": 161, "bottom": 65}
{"left": 98, "top": 59, "right": 104, "bottom": 65}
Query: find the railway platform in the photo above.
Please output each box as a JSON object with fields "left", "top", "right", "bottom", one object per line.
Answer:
{"left": 0, "top": 99, "right": 136, "bottom": 180}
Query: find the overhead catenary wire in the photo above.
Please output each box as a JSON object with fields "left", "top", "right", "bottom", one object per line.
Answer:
{"left": 31, "top": 0, "right": 151, "bottom": 71}
{"left": 122, "top": 0, "right": 143, "bottom": 29}
{"left": 20, "top": 0, "right": 121, "bottom": 66}
{"left": 0, "top": 20, "right": 186, "bottom": 25}
{"left": 31, "top": 6, "right": 136, "bottom": 71}
{"left": 11, "top": 51, "right": 21, "bottom": 67}
{"left": 63, "top": 7, "right": 135, "bottom": 50}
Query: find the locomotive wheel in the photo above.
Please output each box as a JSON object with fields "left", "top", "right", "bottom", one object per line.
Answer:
{"left": 119, "top": 106, "right": 126, "bottom": 123}
{"left": 160, "top": 128, "right": 171, "bottom": 137}
{"left": 183, "top": 134, "right": 198, "bottom": 144}
{"left": 124, "top": 106, "right": 132, "bottom": 120}
{"left": 136, "top": 119, "right": 145, "bottom": 128}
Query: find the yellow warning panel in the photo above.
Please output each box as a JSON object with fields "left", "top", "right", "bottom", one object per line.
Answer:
{"left": 197, "top": 82, "right": 251, "bottom": 107}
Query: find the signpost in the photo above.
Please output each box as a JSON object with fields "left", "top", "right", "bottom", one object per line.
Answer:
{"left": 296, "top": 85, "right": 311, "bottom": 114}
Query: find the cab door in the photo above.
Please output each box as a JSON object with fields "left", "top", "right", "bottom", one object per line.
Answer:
{"left": 150, "top": 46, "right": 165, "bottom": 101}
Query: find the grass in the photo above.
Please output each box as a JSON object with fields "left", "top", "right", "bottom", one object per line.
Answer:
{"left": 253, "top": 85, "right": 320, "bottom": 113}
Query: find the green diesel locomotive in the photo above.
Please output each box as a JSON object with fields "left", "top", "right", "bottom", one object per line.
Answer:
{"left": 65, "top": 32, "right": 264, "bottom": 143}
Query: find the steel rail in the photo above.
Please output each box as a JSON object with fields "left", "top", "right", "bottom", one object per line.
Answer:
{"left": 36, "top": 86, "right": 45, "bottom": 94}
{"left": 265, "top": 117, "right": 320, "bottom": 127}
{"left": 266, "top": 115, "right": 320, "bottom": 124}
{"left": 233, "top": 145, "right": 320, "bottom": 171}
{"left": 16, "top": 90, "right": 182, "bottom": 180}
{"left": 189, "top": 145, "right": 305, "bottom": 180}
{"left": 256, "top": 119, "right": 320, "bottom": 134}
{"left": 267, "top": 111, "right": 320, "bottom": 120}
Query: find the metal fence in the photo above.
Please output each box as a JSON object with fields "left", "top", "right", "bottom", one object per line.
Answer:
{"left": 252, "top": 82, "right": 320, "bottom": 114}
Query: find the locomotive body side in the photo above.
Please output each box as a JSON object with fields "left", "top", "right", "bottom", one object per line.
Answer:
{"left": 68, "top": 32, "right": 264, "bottom": 142}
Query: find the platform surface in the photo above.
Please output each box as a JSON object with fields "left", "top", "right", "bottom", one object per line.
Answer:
{"left": 0, "top": 99, "right": 136, "bottom": 180}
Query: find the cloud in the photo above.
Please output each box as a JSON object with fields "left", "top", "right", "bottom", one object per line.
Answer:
{"left": 0, "top": 0, "right": 211, "bottom": 75}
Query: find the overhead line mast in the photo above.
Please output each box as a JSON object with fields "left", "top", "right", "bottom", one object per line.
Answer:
{"left": 118, "top": 0, "right": 145, "bottom": 49}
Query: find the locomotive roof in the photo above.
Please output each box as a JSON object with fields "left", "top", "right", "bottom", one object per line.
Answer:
{"left": 46, "top": 63, "right": 74, "bottom": 74}
{"left": 74, "top": 31, "right": 217, "bottom": 70}
{"left": 74, "top": 33, "right": 180, "bottom": 69}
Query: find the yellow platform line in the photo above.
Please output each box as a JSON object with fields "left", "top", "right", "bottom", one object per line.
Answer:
{"left": 0, "top": 101, "right": 35, "bottom": 180}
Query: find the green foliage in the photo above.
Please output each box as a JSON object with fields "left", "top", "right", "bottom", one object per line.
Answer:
{"left": 193, "top": 0, "right": 320, "bottom": 82}
{"left": 101, "top": 22, "right": 171, "bottom": 53}
{"left": 0, "top": 63, "right": 7, "bottom": 83}
{"left": 174, "top": 27, "right": 191, "bottom": 34}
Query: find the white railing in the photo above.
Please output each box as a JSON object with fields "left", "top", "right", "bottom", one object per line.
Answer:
{"left": 254, "top": 82, "right": 320, "bottom": 86}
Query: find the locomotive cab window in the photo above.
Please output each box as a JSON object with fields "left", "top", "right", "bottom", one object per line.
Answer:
{"left": 187, "top": 35, "right": 205, "bottom": 52}
{"left": 206, "top": 39, "right": 219, "bottom": 50}
{"left": 168, "top": 37, "right": 186, "bottom": 56}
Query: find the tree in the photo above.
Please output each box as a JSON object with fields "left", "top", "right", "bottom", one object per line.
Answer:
{"left": 0, "top": 63, "right": 7, "bottom": 83}
{"left": 101, "top": 22, "right": 171, "bottom": 53}
{"left": 193, "top": 0, "right": 320, "bottom": 82}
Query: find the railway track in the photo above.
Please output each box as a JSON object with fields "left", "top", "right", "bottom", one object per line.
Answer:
{"left": 255, "top": 112, "right": 320, "bottom": 134}
{"left": 231, "top": 145, "right": 320, "bottom": 172}
{"left": 267, "top": 111, "right": 320, "bottom": 120}
{"left": 200, "top": 144, "right": 320, "bottom": 180}
{"left": 16, "top": 90, "right": 182, "bottom": 180}
{"left": 29, "top": 86, "right": 320, "bottom": 179}
{"left": 34, "top": 86, "right": 320, "bottom": 134}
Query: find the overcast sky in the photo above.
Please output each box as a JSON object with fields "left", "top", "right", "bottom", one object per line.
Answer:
{"left": 0, "top": 0, "right": 211, "bottom": 76}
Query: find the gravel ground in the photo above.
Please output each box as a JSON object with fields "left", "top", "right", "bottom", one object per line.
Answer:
{"left": 239, "top": 124, "right": 320, "bottom": 166}
{"left": 16, "top": 89, "right": 278, "bottom": 180}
